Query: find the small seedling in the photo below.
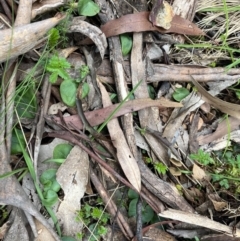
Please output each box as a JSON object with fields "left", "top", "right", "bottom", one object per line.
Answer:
{"left": 191, "top": 145, "right": 240, "bottom": 192}
{"left": 46, "top": 55, "right": 72, "bottom": 84}
{"left": 76, "top": 202, "right": 110, "bottom": 241}
{"left": 154, "top": 162, "right": 168, "bottom": 175}
{"left": 190, "top": 149, "right": 215, "bottom": 166}
{"left": 77, "top": 65, "right": 90, "bottom": 83}
{"left": 45, "top": 55, "right": 90, "bottom": 107}
{"left": 144, "top": 157, "right": 168, "bottom": 175}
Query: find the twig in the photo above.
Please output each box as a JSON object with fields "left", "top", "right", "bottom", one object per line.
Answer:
{"left": 90, "top": 165, "right": 134, "bottom": 240}
{"left": 136, "top": 197, "right": 143, "bottom": 241}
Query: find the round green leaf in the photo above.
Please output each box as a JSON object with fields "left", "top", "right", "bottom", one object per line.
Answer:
{"left": 142, "top": 204, "right": 154, "bottom": 223}
{"left": 120, "top": 34, "right": 133, "bottom": 56}
{"left": 60, "top": 80, "right": 77, "bottom": 107}
{"left": 147, "top": 85, "right": 155, "bottom": 99}
{"left": 43, "top": 180, "right": 53, "bottom": 191}
{"left": 78, "top": 0, "right": 100, "bottom": 16}
{"left": 172, "top": 87, "right": 190, "bottom": 102}
{"left": 128, "top": 189, "right": 139, "bottom": 199}
{"left": 40, "top": 169, "right": 57, "bottom": 184}
{"left": 51, "top": 179, "right": 61, "bottom": 193}
{"left": 42, "top": 190, "right": 58, "bottom": 207}
{"left": 81, "top": 82, "right": 90, "bottom": 99}
{"left": 11, "top": 128, "right": 26, "bottom": 155}
{"left": 128, "top": 198, "right": 137, "bottom": 217}
{"left": 53, "top": 144, "right": 73, "bottom": 159}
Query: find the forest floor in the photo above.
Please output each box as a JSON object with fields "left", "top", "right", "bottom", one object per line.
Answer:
{"left": 1, "top": 0, "right": 240, "bottom": 241}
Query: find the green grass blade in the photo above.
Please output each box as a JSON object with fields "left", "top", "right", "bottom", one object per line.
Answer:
{"left": 0, "top": 167, "right": 28, "bottom": 179}
{"left": 97, "top": 79, "right": 143, "bottom": 133}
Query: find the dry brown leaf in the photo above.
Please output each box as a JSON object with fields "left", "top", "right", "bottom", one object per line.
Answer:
{"left": 80, "top": 11, "right": 204, "bottom": 45}
{"left": 169, "top": 166, "right": 181, "bottom": 176}
{"left": 144, "top": 227, "right": 177, "bottom": 241}
{"left": 35, "top": 219, "right": 56, "bottom": 241}
{"left": 208, "top": 194, "right": 227, "bottom": 212}
{"left": 50, "top": 97, "right": 182, "bottom": 130}
{"left": 184, "top": 187, "right": 204, "bottom": 205}
{"left": 197, "top": 117, "right": 240, "bottom": 145}
{"left": 192, "top": 164, "right": 209, "bottom": 181}
{"left": 191, "top": 77, "right": 240, "bottom": 120}
{"left": 149, "top": 0, "right": 174, "bottom": 29}
{"left": 159, "top": 208, "right": 240, "bottom": 237}
{"left": 0, "top": 13, "right": 65, "bottom": 63}
{"left": 98, "top": 81, "right": 141, "bottom": 192}
{"left": 0, "top": 222, "right": 10, "bottom": 239}
{"left": 56, "top": 146, "right": 89, "bottom": 236}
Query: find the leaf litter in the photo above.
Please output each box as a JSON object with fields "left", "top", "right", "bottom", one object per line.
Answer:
{"left": 1, "top": 0, "right": 240, "bottom": 240}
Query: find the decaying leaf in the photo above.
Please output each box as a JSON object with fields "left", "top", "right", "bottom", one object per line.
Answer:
{"left": 149, "top": 0, "right": 174, "bottom": 29}
{"left": 159, "top": 208, "right": 240, "bottom": 237}
{"left": 192, "top": 164, "right": 209, "bottom": 182}
{"left": 35, "top": 219, "right": 56, "bottom": 241}
{"left": 143, "top": 227, "right": 177, "bottom": 241}
{"left": 98, "top": 81, "right": 141, "bottom": 192}
{"left": 56, "top": 146, "right": 89, "bottom": 236}
{"left": 80, "top": 11, "right": 204, "bottom": 45}
{"left": 0, "top": 222, "right": 10, "bottom": 239}
{"left": 169, "top": 166, "right": 181, "bottom": 176}
{"left": 67, "top": 17, "right": 107, "bottom": 59}
{"left": 208, "top": 194, "right": 227, "bottom": 212}
{"left": 191, "top": 77, "right": 240, "bottom": 120}
{"left": 49, "top": 97, "right": 182, "bottom": 130}
{"left": 197, "top": 117, "right": 240, "bottom": 145}
{"left": 48, "top": 102, "right": 68, "bottom": 115}
{"left": 0, "top": 13, "right": 65, "bottom": 63}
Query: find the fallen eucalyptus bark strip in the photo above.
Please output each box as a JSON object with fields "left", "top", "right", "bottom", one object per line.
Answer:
{"left": 138, "top": 158, "right": 194, "bottom": 213}
{"left": 0, "top": 13, "right": 65, "bottom": 63}
{"left": 148, "top": 72, "right": 240, "bottom": 82}
{"left": 158, "top": 208, "right": 240, "bottom": 237}
{"left": 138, "top": 157, "right": 194, "bottom": 213}
{"left": 97, "top": 60, "right": 240, "bottom": 83}
{"left": 99, "top": 80, "right": 141, "bottom": 192}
